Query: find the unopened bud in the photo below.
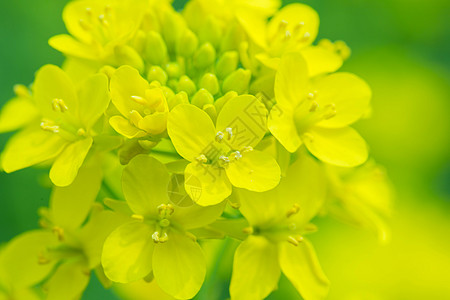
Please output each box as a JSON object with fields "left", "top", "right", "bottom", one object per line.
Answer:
{"left": 216, "top": 51, "right": 238, "bottom": 79}
{"left": 193, "top": 43, "right": 216, "bottom": 69}
{"left": 147, "top": 66, "right": 168, "bottom": 85}
{"left": 176, "top": 29, "right": 198, "bottom": 58}
{"left": 199, "top": 73, "right": 219, "bottom": 95}
{"left": 176, "top": 75, "right": 197, "bottom": 97}
{"left": 114, "top": 45, "right": 144, "bottom": 73}
{"left": 191, "top": 88, "right": 214, "bottom": 109}
{"left": 222, "top": 69, "right": 251, "bottom": 95}
{"left": 145, "top": 31, "right": 168, "bottom": 65}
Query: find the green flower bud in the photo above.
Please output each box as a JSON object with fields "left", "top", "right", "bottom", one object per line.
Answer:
{"left": 191, "top": 88, "right": 214, "bottom": 109}
{"left": 161, "top": 9, "right": 184, "bottom": 53}
{"left": 177, "top": 29, "right": 198, "bottom": 58}
{"left": 147, "top": 66, "right": 168, "bottom": 85}
{"left": 222, "top": 69, "right": 251, "bottom": 95}
{"left": 167, "top": 91, "right": 189, "bottom": 110}
{"left": 165, "top": 62, "right": 182, "bottom": 79}
{"left": 114, "top": 45, "right": 144, "bottom": 73}
{"left": 216, "top": 51, "right": 238, "bottom": 79}
{"left": 193, "top": 43, "right": 216, "bottom": 69}
{"left": 199, "top": 73, "right": 219, "bottom": 95}
{"left": 198, "top": 16, "right": 222, "bottom": 48}
{"left": 177, "top": 75, "right": 197, "bottom": 97}
{"left": 145, "top": 31, "right": 168, "bottom": 65}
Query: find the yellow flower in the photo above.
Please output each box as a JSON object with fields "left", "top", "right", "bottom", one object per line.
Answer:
{"left": 325, "top": 161, "right": 393, "bottom": 242}
{"left": 167, "top": 95, "right": 281, "bottom": 206}
{"left": 269, "top": 52, "right": 371, "bottom": 167}
{"left": 49, "top": 0, "right": 147, "bottom": 64}
{"left": 1, "top": 65, "right": 110, "bottom": 186}
{"left": 102, "top": 155, "right": 225, "bottom": 299}
{"left": 0, "top": 84, "right": 38, "bottom": 134}
{"left": 109, "top": 65, "right": 169, "bottom": 139}
{"left": 230, "top": 151, "right": 329, "bottom": 300}
{"left": 238, "top": 3, "right": 344, "bottom": 77}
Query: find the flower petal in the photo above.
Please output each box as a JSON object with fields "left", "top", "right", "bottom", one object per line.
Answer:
{"left": 102, "top": 221, "right": 155, "bottom": 283}
{"left": 172, "top": 201, "right": 226, "bottom": 230}
{"left": 122, "top": 155, "right": 170, "bottom": 217}
{"left": 275, "top": 52, "right": 309, "bottom": 108}
{"left": 33, "top": 64, "right": 77, "bottom": 122}
{"left": 268, "top": 3, "right": 319, "bottom": 49}
{"left": 138, "top": 112, "right": 167, "bottom": 135}
{"left": 0, "top": 97, "right": 39, "bottom": 133}
{"left": 110, "top": 66, "right": 149, "bottom": 117}
{"left": 46, "top": 261, "right": 90, "bottom": 300}
{"left": 153, "top": 231, "right": 206, "bottom": 299}
{"left": 49, "top": 35, "right": 98, "bottom": 60}
{"left": 230, "top": 236, "right": 281, "bottom": 300}
{"left": 184, "top": 162, "right": 231, "bottom": 206}
{"left": 300, "top": 46, "right": 343, "bottom": 77}
{"left": 304, "top": 126, "right": 368, "bottom": 167}
{"left": 0, "top": 230, "right": 56, "bottom": 289}
{"left": 1, "top": 128, "right": 66, "bottom": 173}
{"left": 226, "top": 150, "right": 280, "bottom": 192}
{"left": 50, "top": 164, "right": 102, "bottom": 230}
{"left": 216, "top": 95, "right": 268, "bottom": 149}
{"left": 268, "top": 104, "right": 302, "bottom": 152}
{"left": 109, "top": 115, "right": 147, "bottom": 139}
{"left": 167, "top": 104, "right": 216, "bottom": 162}
{"left": 313, "top": 72, "right": 372, "bottom": 128}
{"left": 49, "top": 137, "right": 93, "bottom": 187}
{"left": 76, "top": 73, "right": 110, "bottom": 129}
{"left": 278, "top": 240, "right": 329, "bottom": 300}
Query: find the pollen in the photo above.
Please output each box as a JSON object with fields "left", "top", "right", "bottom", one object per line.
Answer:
{"left": 52, "top": 98, "right": 68, "bottom": 112}
{"left": 286, "top": 203, "right": 301, "bottom": 218}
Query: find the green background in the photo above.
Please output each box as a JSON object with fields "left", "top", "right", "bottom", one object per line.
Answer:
{"left": 0, "top": 0, "right": 449, "bottom": 299}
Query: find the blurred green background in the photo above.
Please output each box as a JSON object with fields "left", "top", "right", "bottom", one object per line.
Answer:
{"left": 0, "top": 0, "right": 449, "bottom": 299}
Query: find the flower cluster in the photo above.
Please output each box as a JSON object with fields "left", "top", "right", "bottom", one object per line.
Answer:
{"left": 0, "top": 0, "right": 392, "bottom": 299}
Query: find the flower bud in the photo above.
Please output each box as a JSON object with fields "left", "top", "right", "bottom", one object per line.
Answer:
{"left": 114, "top": 45, "right": 144, "bottom": 73}
{"left": 165, "top": 62, "right": 182, "bottom": 79}
{"left": 216, "top": 51, "right": 238, "bottom": 79}
{"left": 222, "top": 69, "right": 251, "bottom": 94}
{"left": 145, "top": 31, "right": 168, "bottom": 65}
{"left": 199, "top": 73, "right": 219, "bottom": 95}
{"left": 176, "top": 75, "right": 197, "bottom": 97}
{"left": 147, "top": 66, "right": 168, "bottom": 85}
{"left": 176, "top": 29, "right": 198, "bottom": 58}
{"left": 193, "top": 43, "right": 216, "bottom": 69}
{"left": 191, "top": 88, "right": 214, "bottom": 109}
{"left": 198, "top": 16, "right": 222, "bottom": 48}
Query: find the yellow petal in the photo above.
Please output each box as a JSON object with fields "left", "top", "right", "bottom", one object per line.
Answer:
{"left": 235, "top": 10, "right": 267, "bottom": 49}
{"left": 46, "top": 261, "right": 90, "bottom": 300}
{"left": 76, "top": 73, "right": 110, "bottom": 129}
{"left": 33, "top": 65, "right": 77, "bottom": 121}
{"left": 304, "top": 126, "right": 368, "bottom": 167}
{"left": 49, "top": 137, "right": 93, "bottom": 187}
{"left": 268, "top": 3, "right": 319, "bottom": 49}
{"left": 275, "top": 52, "right": 309, "bottom": 108}
{"left": 50, "top": 163, "right": 102, "bottom": 230}
{"left": 268, "top": 104, "right": 302, "bottom": 152}
{"left": 49, "top": 35, "right": 98, "bottom": 60}
{"left": 230, "top": 236, "right": 281, "bottom": 300}
{"left": 110, "top": 66, "right": 149, "bottom": 117}
{"left": 313, "top": 72, "right": 372, "bottom": 128}
{"left": 152, "top": 231, "right": 206, "bottom": 299}
{"left": 0, "top": 97, "right": 39, "bottom": 133}
{"left": 1, "top": 128, "right": 66, "bottom": 173}
{"left": 109, "top": 115, "right": 147, "bottom": 139}
{"left": 278, "top": 240, "right": 330, "bottom": 300}
{"left": 0, "top": 230, "right": 56, "bottom": 289}
{"left": 122, "top": 155, "right": 170, "bottom": 217}
{"left": 167, "top": 104, "right": 216, "bottom": 161}
{"left": 226, "top": 149, "right": 280, "bottom": 192}
{"left": 300, "top": 46, "right": 343, "bottom": 77}
{"left": 172, "top": 201, "right": 226, "bottom": 230}
{"left": 184, "top": 162, "right": 232, "bottom": 206}
{"left": 138, "top": 112, "right": 167, "bottom": 135}
{"left": 102, "top": 221, "right": 155, "bottom": 283}
{"left": 216, "top": 95, "right": 268, "bottom": 149}
{"left": 255, "top": 53, "right": 280, "bottom": 70}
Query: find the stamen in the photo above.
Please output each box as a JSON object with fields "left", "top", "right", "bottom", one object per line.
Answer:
{"left": 40, "top": 120, "right": 60, "bottom": 133}
{"left": 219, "top": 155, "right": 230, "bottom": 164}
{"left": 242, "top": 226, "right": 254, "bottom": 234}
{"left": 13, "top": 84, "right": 30, "bottom": 97}
{"left": 302, "top": 132, "right": 314, "bottom": 143}
{"left": 196, "top": 154, "right": 207, "bottom": 163}
{"left": 129, "top": 110, "right": 143, "bottom": 127}
{"left": 130, "top": 95, "right": 147, "bottom": 106}
{"left": 52, "top": 226, "right": 64, "bottom": 241}
{"left": 230, "top": 150, "right": 242, "bottom": 161}
{"left": 158, "top": 232, "right": 169, "bottom": 243}
{"left": 225, "top": 127, "right": 233, "bottom": 139}
{"left": 309, "top": 101, "right": 319, "bottom": 112}
{"left": 131, "top": 214, "right": 144, "bottom": 221}
{"left": 38, "top": 252, "right": 51, "bottom": 265}
{"left": 85, "top": 7, "right": 92, "bottom": 16}
{"left": 216, "top": 131, "right": 224, "bottom": 142}
{"left": 52, "top": 98, "right": 68, "bottom": 112}
{"left": 152, "top": 231, "right": 160, "bottom": 243}
{"left": 79, "top": 19, "right": 91, "bottom": 31}
{"left": 286, "top": 203, "right": 300, "bottom": 218}
{"left": 285, "top": 30, "right": 292, "bottom": 39}
{"left": 185, "top": 232, "right": 197, "bottom": 242}
{"left": 287, "top": 235, "right": 299, "bottom": 246}
{"left": 159, "top": 218, "right": 170, "bottom": 227}
{"left": 302, "top": 32, "right": 311, "bottom": 41}
{"left": 307, "top": 92, "right": 316, "bottom": 100}
{"left": 77, "top": 128, "right": 86, "bottom": 136}
{"left": 241, "top": 146, "right": 253, "bottom": 153}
